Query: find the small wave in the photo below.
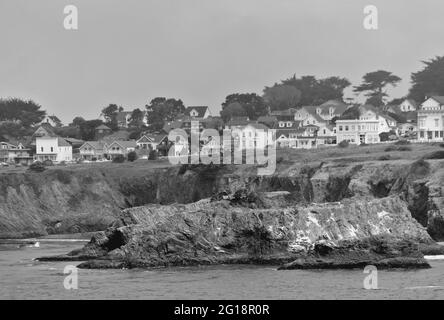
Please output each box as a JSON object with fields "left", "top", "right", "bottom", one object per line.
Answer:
{"left": 405, "top": 286, "right": 444, "bottom": 290}
{"left": 424, "top": 255, "right": 444, "bottom": 260}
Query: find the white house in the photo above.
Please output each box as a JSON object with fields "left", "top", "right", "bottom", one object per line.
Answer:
{"left": 399, "top": 99, "right": 418, "bottom": 112}
{"left": 358, "top": 105, "right": 397, "bottom": 134}
{"left": 136, "top": 134, "right": 168, "bottom": 151}
{"left": 336, "top": 119, "right": 381, "bottom": 145}
{"left": 79, "top": 141, "right": 108, "bottom": 160}
{"left": 107, "top": 141, "right": 137, "bottom": 158}
{"left": 0, "top": 142, "right": 32, "bottom": 164}
{"left": 225, "top": 122, "right": 274, "bottom": 150}
{"left": 417, "top": 96, "right": 444, "bottom": 142}
{"left": 185, "top": 106, "right": 211, "bottom": 119}
{"left": 34, "top": 126, "right": 72, "bottom": 162}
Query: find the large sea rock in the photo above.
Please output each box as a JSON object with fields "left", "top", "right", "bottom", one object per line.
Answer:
{"left": 39, "top": 194, "right": 435, "bottom": 269}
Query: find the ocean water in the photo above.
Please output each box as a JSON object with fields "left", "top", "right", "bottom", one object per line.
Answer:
{"left": 1, "top": 241, "right": 444, "bottom": 300}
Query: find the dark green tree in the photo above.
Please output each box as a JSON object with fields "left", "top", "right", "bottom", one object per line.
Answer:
{"left": 409, "top": 56, "right": 444, "bottom": 102}
{"left": 145, "top": 97, "right": 185, "bottom": 132}
{"left": 221, "top": 93, "right": 267, "bottom": 121}
{"left": 263, "top": 84, "right": 301, "bottom": 111}
{"left": 129, "top": 108, "right": 145, "bottom": 128}
{"left": 353, "top": 70, "right": 401, "bottom": 107}
{"left": 0, "top": 98, "right": 46, "bottom": 127}
{"left": 220, "top": 102, "right": 247, "bottom": 123}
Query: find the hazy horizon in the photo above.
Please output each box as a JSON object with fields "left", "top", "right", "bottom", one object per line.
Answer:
{"left": 1, "top": 0, "right": 443, "bottom": 123}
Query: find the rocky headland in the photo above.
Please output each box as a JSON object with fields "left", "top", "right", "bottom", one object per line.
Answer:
{"left": 1, "top": 149, "right": 443, "bottom": 269}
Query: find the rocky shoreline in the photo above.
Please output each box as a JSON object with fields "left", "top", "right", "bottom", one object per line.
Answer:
{"left": 38, "top": 193, "right": 442, "bottom": 270}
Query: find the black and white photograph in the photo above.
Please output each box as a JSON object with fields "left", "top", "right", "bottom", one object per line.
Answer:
{"left": 1, "top": 0, "right": 444, "bottom": 307}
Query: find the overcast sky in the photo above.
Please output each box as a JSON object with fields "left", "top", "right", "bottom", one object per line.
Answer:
{"left": 1, "top": 0, "right": 443, "bottom": 123}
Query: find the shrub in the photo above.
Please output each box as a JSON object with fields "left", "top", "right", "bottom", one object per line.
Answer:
{"left": 112, "top": 154, "right": 125, "bottom": 163}
{"left": 378, "top": 155, "right": 391, "bottom": 161}
{"left": 397, "top": 146, "right": 412, "bottom": 152}
{"left": 440, "top": 143, "right": 444, "bottom": 148}
{"left": 91, "top": 157, "right": 97, "bottom": 162}
{"left": 148, "top": 150, "right": 158, "bottom": 160}
{"left": 338, "top": 140, "right": 349, "bottom": 148}
{"left": 410, "top": 159, "right": 430, "bottom": 176}
{"left": 359, "top": 143, "right": 369, "bottom": 147}
{"left": 422, "top": 150, "right": 444, "bottom": 160}
{"left": 379, "top": 132, "right": 390, "bottom": 142}
{"left": 127, "top": 151, "right": 138, "bottom": 162}
{"left": 28, "top": 161, "right": 46, "bottom": 173}
{"left": 384, "top": 145, "right": 397, "bottom": 152}
{"left": 58, "top": 161, "right": 66, "bottom": 166}
{"left": 43, "top": 159, "right": 54, "bottom": 166}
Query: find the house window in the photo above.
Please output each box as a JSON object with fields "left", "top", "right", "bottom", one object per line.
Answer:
{"left": 41, "top": 147, "right": 43, "bottom": 152}
{"left": 345, "top": 126, "right": 349, "bottom": 131}
{"left": 435, "top": 119, "right": 439, "bottom": 127}
{"left": 339, "top": 126, "right": 343, "bottom": 131}
{"left": 51, "top": 147, "right": 53, "bottom": 152}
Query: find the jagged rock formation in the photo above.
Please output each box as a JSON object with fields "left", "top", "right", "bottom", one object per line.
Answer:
{"left": 1, "top": 159, "right": 444, "bottom": 240}
{"left": 38, "top": 195, "right": 434, "bottom": 269}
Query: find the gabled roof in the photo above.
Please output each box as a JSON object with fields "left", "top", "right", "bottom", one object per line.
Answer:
{"left": 80, "top": 141, "right": 107, "bottom": 150}
{"left": 57, "top": 137, "right": 71, "bottom": 147}
{"left": 137, "top": 134, "right": 167, "bottom": 144}
{"left": 96, "top": 124, "right": 111, "bottom": 130}
{"left": 108, "top": 140, "right": 137, "bottom": 149}
{"left": 301, "top": 106, "right": 326, "bottom": 122}
{"left": 429, "top": 96, "right": 444, "bottom": 105}
{"left": 186, "top": 106, "right": 209, "bottom": 118}
{"left": 269, "top": 108, "right": 297, "bottom": 116}
{"left": 271, "top": 120, "right": 301, "bottom": 129}
{"left": 227, "top": 117, "right": 250, "bottom": 127}
{"left": 101, "top": 130, "right": 130, "bottom": 143}
{"left": 403, "top": 99, "right": 418, "bottom": 108}
{"left": 257, "top": 115, "right": 278, "bottom": 125}
{"left": 33, "top": 124, "right": 57, "bottom": 138}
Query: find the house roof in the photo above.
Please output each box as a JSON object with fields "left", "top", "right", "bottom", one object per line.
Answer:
{"left": 272, "top": 120, "right": 301, "bottom": 129}
{"left": 33, "top": 124, "right": 58, "bottom": 138}
{"left": 304, "top": 103, "right": 347, "bottom": 118}
{"left": 186, "top": 106, "right": 209, "bottom": 118}
{"left": 227, "top": 117, "right": 250, "bottom": 127}
{"left": 430, "top": 96, "right": 444, "bottom": 105}
{"left": 301, "top": 106, "right": 327, "bottom": 123}
{"left": 108, "top": 140, "right": 137, "bottom": 149}
{"left": 95, "top": 124, "right": 111, "bottom": 130}
{"left": 57, "top": 137, "right": 71, "bottom": 147}
{"left": 101, "top": 130, "right": 130, "bottom": 143}
{"left": 269, "top": 108, "right": 297, "bottom": 117}
{"left": 257, "top": 115, "right": 278, "bottom": 125}
{"left": 80, "top": 141, "right": 107, "bottom": 150}
{"left": 404, "top": 99, "right": 418, "bottom": 108}
{"left": 137, "top": 134, "right": 167, "bottom": 144}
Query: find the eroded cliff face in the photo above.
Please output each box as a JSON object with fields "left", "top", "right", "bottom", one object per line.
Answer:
{"left": 1, "top": 159, "right": 444, "bottom": 240}
{"left": 39, "top": 195, "right": 432, "bottom": 269}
